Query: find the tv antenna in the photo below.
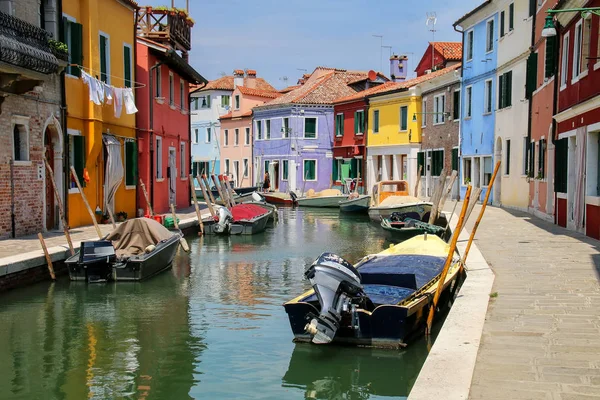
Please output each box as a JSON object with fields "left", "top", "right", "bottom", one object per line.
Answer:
{"left": 280, "top": 76, "right": 289, "bottom": 86}
{"left": 426, "top": 12, "right": 437, "bottom": 71}
{"left": 219, "top": 71, "right": 227, "bottom": 77}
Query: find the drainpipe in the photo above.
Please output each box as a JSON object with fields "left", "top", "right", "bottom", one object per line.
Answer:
{"left": 526, "top": 7, "right": 537, "bottom": 196}
{"left": 133, "top": 6, "right": 139, "bottom": 212}
{"left": 453, "top": 23, "right": 464, "bottom": 200}
{"left": 188, "top": 82, "right": 207, "bottom": 200}
{"left": 551, "top": 20, "right": 562, "bottom": 224}
{"left": 149, "top": 61, "right": 165, "bottom": 210}
{"left": 58, "top": 0, "right": 69, "bottom": 225}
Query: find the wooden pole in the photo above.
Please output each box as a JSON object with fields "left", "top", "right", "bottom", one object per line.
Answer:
{"left": 139, "top": 178, "right": 154, "bottom": 217}
{"left": 105, "top": 202, "right": 117, "bottom": 229}
{"left": 70, "top": 166, "right": 103, "bottom": 239}
{"left": 461, "top": 161, "right": 501, "bottom": 266}
{"left": 225, "top": 176, "right": 237, "bottom": 206}
{"left": 355, "top": 171, "right": 360, "bottom": 194}
{"left": 197, "top": 175, "right": 216, "bottom": 218}
{"left": 43, "top": 156, "right": 74, "bottom": 256}
{"left": 202, "top": 175, "right": 217, "bottom": 205}
{"left": 38, "top": 233, "right": 56, "bottom": 280}
{"left": 435, "top": 170, "right": 458, "bottom": 222}
{"left": 170, "top": 204, "right": 190, "bottom": 252}
{"left": 189, "top": 174, "right": 204, "bottom": 235}
{"left": 220, "top": 175, "right": 234, "bottom": 207}
{"left": 414, "top": 165, "right": 422, "bottom": 198}
{"left": 211, "top": 174, "right": 226, "bottom": 207}
{"left": 426, "top": 184, "right": 473, "bottom": 335}
{"left": 428, "top": 169, "right": 448, "bottom": 224}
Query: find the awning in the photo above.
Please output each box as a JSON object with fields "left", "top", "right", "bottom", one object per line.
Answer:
{"left": 102, "top": 134, "right": 124, "bottom": 212}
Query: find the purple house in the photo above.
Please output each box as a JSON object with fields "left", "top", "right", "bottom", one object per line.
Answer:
{"left": 252, "top": 67, "right": 374, "bottom": 194}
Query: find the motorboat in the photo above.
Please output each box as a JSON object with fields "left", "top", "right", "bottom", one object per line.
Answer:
{"left": 283, "top": 234, "right": 462, "bottom": 348}
{"left": 339, "top": 193, "right": 370, "bottom": 213}
{"left": 262, "top": 191, "right": 298, "bottom": 206}
{"left": 296, "top": 189, "right": 348, "bottom": 208}
{"left": 246, "top": 192, "right": 278, "bottom": 222}
{"left": 65, "top": 218, "right": 182, "bottom": 283}
{"left": 368, "top": 180, "right": 432, "bottom": 222}
{"left": 381, "top": 212, "right": 451, "bottom": 242}
{"left": 203, "top": 203, "right": 273, "bottom": 235}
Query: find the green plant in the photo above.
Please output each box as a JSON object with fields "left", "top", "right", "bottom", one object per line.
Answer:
{"left": 116, "top": 211, "right": 128, "bottom": 221}
{"left": 464, "top": 178, "right": 471, "bottom": 185}
{"left": 535, "top": 171, "right": 544, "bottom": 180}
{"left": 489, "top": 292, "right": 499, "bottom": 298}
{"left": 48, "top": 39, "right": 68, "bottom": 54}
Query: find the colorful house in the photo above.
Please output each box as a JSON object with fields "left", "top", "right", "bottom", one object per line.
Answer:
{"left": 190, "top": 70, "right": 276, "bottom": 181}
{"left": 135, "top": 6, "right": 206, "bottom": 215}
{"left": 251, "top": 67, "right": 373, "bottom": 194}
{"left": 219, "top": 82, "right": 280, "bottom": 188}
{"left": 414, "top": 42, "right": 463, "bottom": 77}
{"left": 63, "top": 0, "right": 138, "bottom": 228}
{"left": 454, "top": 2, "right": 499, "bottom": 203}
{"left": 552, "top": 0, "right": 600, "bottom": 240}
{"left": 528, "top": 0, "right": 559, "bottom": 222}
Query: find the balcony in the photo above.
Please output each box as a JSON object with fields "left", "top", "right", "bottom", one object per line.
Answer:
{"left": 0, "top": 11, "right": 60, "bottom": 94}
{"left": 137, "top": 7, "right": 193, "bottom": 53}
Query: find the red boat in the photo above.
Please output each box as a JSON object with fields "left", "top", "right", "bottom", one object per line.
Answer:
{"left": 204, "top": 204, "right": 274, "bottom": 235}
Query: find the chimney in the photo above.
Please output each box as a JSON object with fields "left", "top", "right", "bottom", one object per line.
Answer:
{"left": 233, "top": 69, "right": 244, "bottom": 88}
{"left": 245, "top": 69, "right": 257, "bottom": 89}
{"left": 390, "top": 54, "right": 408, "bottom": 82}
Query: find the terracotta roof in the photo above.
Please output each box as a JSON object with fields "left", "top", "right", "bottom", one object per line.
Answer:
{"left": 279, "top": 85, "right": 300, "bottom": 93}
{"left": 196, "top": 75, "right": 277, "bottom": 92}
{"left": 333, "top": 81, "right": 402, "bottom": 104}
{"left": 432, "top": 42, "right": 463, "bottom": 61}
{"left": 347, "top": 72, "right": 389, "bottom": 85}
{"left": 246, "top": 69, "right": 257, "bottom": 76}
{"left": 233, "top": 69, "right": 244, "bottom": 75}
{"left": 454, "top": 0, "right": 492, "bottom": 27}
{"left": 219, "top": 110, "right": 253, "bottom": 120}
{"left": 237, "top": 86, "right": 281, "bottom": 98}
{"left": 122, "top": 0, "right": 138, "bottom": 9}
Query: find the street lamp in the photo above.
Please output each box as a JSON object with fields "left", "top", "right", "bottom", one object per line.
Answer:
{"left": 543, "top": 7, "right": 600, "bottom": 37}
{"left": 541, "top": 15, "right": 557, "bottom": 37}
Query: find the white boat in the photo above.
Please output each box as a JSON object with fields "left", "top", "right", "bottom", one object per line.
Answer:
{"left": 297, "top": 189, "right": 348, "bottom": 208}
{"left": 368, "top": 180, "right": 432, "bottom": 222}
{"left": 339, "top": 194, "right": 370, "bottom": 213}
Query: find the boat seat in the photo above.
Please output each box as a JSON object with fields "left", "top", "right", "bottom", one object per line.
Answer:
{"left": 362, "top": 284, "right": 415, "bottom": 306}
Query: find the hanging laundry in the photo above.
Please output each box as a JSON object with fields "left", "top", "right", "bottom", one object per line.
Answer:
{"left": 81, "top": 71, "right": 101, "bottom": 105}
{"left": 103, "top": 83, "right": 113, "bottom": 105}
{"left": 113, "top": 88, "right": 123, "bottom": 118}
{"left": 123, "top": 88, "right": 138, "bottom": 114}
{"left": 95, "top": 78, "right": 105, "bottom": 104}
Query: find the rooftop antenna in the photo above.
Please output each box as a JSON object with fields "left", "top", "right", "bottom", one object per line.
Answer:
{"left": 426, "top": 12, "right": 437, "bottom": 71}
{"left": 280, "top": 76, "right": 289, "bottom": 86}
{"left": 372, "top": 34, "right": 383, "bottom": 72}
{"left": 382, "top": 45, "right": 392, "bottom": 59}
{"left": 219, "top": 71, "right": 226, "bottom": 77}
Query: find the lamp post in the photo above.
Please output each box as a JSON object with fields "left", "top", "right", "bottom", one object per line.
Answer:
{"left": 542, "top": 7, "right": 600, "bottom": 37}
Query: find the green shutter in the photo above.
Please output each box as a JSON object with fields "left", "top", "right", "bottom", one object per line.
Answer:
{"left": 400, "top": 107, "right": 407, "bottom": 131}
{"left": 207, "top": 95, "right": 211, "bottom": 108}
{"left": 526, "top": 52, "right": 538, "bottom": 99}
{"left": 509, "top": 3, "right": 514, "bottom": 31}
{"left": 305, "top": 118, "right": 316, "bottom": 138}
{"left": 192, "top": 161, "right": 198, "bottom": 177}
{"left": 125, "top": 141, "right": 137, "bottom": 186}
{"left": 529, "top": 0, "right": 536, "bottom": 17}
{"left": 124, "top": 46, "right": 131, "bottom": 88}
{"left": 73, "top": 136, "right": 86, "bottom": 187}
{"left": 555, "top": 138, "right": 568, "bottom": 193}
{"left": 350, "top": 158, "right": 358, "bottom": 178}
{"left": 417, "top": 151, "right": 425, "bottom": 172}
{"left": 99, "top": 35, "right": 107, "bottom": 82}
{"left": 545, "top": 36, "right": 557, "bottom": 78}
{"left": 506, "top": 71, "right": 512, "bottom": 107}
{"left": 452, "top": 148, "right": 459, "bottom": 171}
{"left": 71, "top": 22, "right": 83, "bottom": 77}
{"left": 498, "top": 75, "right": 504, "bottom": 109}
{"left": 332, "top": 159, "right": 338, "bottom": 181}
{"left": 500, "top": 11, "right": 505, "bottom": 37}
{"left": 354, "top": 112, "right": 359, "bottom": 134}
{"left": 283, "top": 160, "right": 288, "bottom": 180}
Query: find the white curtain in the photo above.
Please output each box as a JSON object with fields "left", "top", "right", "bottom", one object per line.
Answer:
{"left": 573, "top": 127, "right": 587, "bottom": 230}
{"left": 103, "top": 135, "right": 124, "bottom": 213}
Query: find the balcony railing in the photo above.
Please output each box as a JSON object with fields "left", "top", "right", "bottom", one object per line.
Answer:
{"left": 137, "top": 8, "right": 192, "bottom": 52}
{"left": 0, "top": 11, "right": 59, "bottom": 75}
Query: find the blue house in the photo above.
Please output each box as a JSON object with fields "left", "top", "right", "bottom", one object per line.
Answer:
{"left": 454, "top": 3, "right": 498, "bottom": 202}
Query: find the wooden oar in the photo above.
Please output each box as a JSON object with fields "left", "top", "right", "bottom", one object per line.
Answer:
{"left": 170, "top": 204, "right": 190, "bottom": 252}
{"left": 70, "top": 166, "right": 103, "bottom": 239}
{"left": 38, "top": 233, "right": 56, "bottom": 280}
{"left": 139, "top": 178, "right": 154, "bottom": 217}
{"left": 189, "top": 174, "right": 204, "bottom": 236}
{"left": 43, "top": 156, "right": 74, "bottom": 255}
{"left": 463, "top": 188, "right": 483, "bottom": 230}
{"left": 426, "top": 184, "right": 472, "bottom": 335}
{"left": 197, "top": 175, "right": 216, "bottom": 218}
{"left": 105, "top": 202, "right": 117, "bottom": 229}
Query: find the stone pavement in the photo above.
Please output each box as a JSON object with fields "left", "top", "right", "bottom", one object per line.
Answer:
{"left": 461, "top": 204, "right": 600, "bottom": 400}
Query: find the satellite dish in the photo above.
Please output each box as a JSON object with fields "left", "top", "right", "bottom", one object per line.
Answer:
{"left": 368, "top": 70, "right": 377, "bottom": 81}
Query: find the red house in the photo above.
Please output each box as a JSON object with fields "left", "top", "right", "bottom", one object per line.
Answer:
{"left": 414, "top": 42, "right": 462, "bottom": 77}
{"left": 135, "top": 9, "right": 206, "bottom": 215}
{"left": 552, "top": 0, "right": 600, "bottom": 239}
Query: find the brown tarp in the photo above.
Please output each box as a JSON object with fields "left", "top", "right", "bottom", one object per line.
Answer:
{"left": 105, "top": 218, "right": 176, "bottom": 257}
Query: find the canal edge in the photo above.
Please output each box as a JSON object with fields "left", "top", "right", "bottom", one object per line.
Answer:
{"left": 408, "top": 211, "right": 495, "bottom": 400}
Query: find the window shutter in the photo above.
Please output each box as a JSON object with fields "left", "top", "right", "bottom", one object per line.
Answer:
{"left": 332, "top": 159, "right": 338, "bottom": 181}
{"left": 73, "top": 136, "right": 86, "bottom": 186}
{"left": 207, "top": 95, "right": 211, "bottom": 108}
{"left": 124, "top": 46, "right": 131, "bottom": 88}
{"left": 529, "top": 0, "right": 535, "bottom": 17}
{"left": 452, "top": 148, "right": 459, "bottom": 171}
{"left": 526, "top": 52, "right": 538, "bottom": 99}
{"left": 500, "top": 11, "right": 505, "bottom": 37}
{"left": 192, "top": 161, "right": 198, "bottom": 177}
{"left": 555, "top": 138, "right": 567, "bottom": 193}
{"left": 61, "top": 17, "right": 68, "bottom": 43}
{"left": 498, "top": 75, "right": 504, "bottom": 109}
{"left": 354, "top": 112, "right": 358, "bottom": 133}
{"left": 545, "top": 36, "right": 557, "bottom": 78}
{"left": 340, "top": 115, "right": 344, "bottom": 136}
{"left": 71, "top": 23, "right": 83, "bottom": 77}
{"left": 506, "top": 71, "right": 512, "bottom": 107}
{"left": 100, "top": 35, "right": 107, "bottom": 82}
{"left": 509, "top": 3, "right": 514, "bottom": 30}
{"left": 417, "top": 151, "right": 425, "bottom": 172}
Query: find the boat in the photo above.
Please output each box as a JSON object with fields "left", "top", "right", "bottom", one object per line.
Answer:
{"left": 194, "top": 185, "right": 259, "bottom": 202}
{"left": 262, "top": 191, "right": 298, "bottom": 206}
{"left": 203, "top": 203, "right": 273, "bottom": 235}
{"left": 381, "top": 212, "right": 451, "bottom": 242}
{"left": 283, "top": 234, "right": 462, "bottom": 348}
{"left": 246, "top": 192, "right": 278, "bottom": 222}
{"left": 339, "top": 193, "right": 370, "bottom": 213}
{"left": 65, "top": 218, "right": 182, "bottom": 283}
{"left": 296, "top": 189, "right": 348, "bottom": 208}
{"left": 368, "top": 180, "right": 432, "bottom": 222}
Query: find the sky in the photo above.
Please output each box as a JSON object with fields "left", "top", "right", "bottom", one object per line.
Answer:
{"left": 141, "top": 0, "right": 484, "bottom": 89}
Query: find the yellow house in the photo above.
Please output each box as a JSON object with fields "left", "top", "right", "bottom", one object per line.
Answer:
{"left": 62, "top": 0, "right": 138, "bottom": 228}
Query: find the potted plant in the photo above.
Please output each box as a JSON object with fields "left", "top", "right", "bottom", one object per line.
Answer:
{"left": 116, "top": 211, "right": 128, "bottom": 222}
{"left": 48, "top": 39, "right": 68, "bottom": 62}
{"left": 100, "top": 212, "right": 110, "bottom": 224}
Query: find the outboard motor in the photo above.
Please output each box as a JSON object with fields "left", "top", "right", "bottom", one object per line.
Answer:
{"left": 252, "top": 191, "right": 265, "bottom": 202}
{"left": 289, "top": 191, "right": 298, "bottom": 205}
{"left": 304, "top": 252, "right": 365, "bottom": 344}
{"left": 214, "top": 207, "right": 233, "bottom": 234}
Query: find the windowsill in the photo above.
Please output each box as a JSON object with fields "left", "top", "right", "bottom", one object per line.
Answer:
{"left": 66, "top": 74, "right": 79, "bottom": 80}
{"left": 574, "top": 70, "right": 588, "bottom": 82}
{"left": 433, "top": 122, "right": 445, "bottom": 126}
{"left": 13, "top": 160, "right": 32, "bottom": 166}
{"left": 335, "top": 136, "right": 343, "bottom": 139}
{"left": 464, "top": 116, "right": 472, "bottom": 121}
{"left": 156, "top": 178, "right": 165, "bottom": 182}
{"left": 399, "top": 130, "right": 408, "bottom": 133}
{"left": 303, "top": 180, "right": 317, "bottom": 182}
{"left": 560, "top": 83, "right": 567, "bottom": 92}
{"left": 181, "top": 109, "right": 189, "bottom": 115}
{"left": 180, "top": 177, "right": 187, "bottom": 181}
{"left": 234, "top": 145, "right": 239, "bottom": 147}
{"left": 355, "top": 132, "right": 364, "bottom": 136}
{"left": 155, "top": 97, "right": 165, "bottom": 104}
{"left": 485, "top": 49, "right": 493, "bottom": 55}
{"left": 169, "top": 104, "right": 177, "bottom": 110}
{"left": 483, "top": 111, "right": 492, "bottom": 116}
{"left": 125, "top": 185, "right": 136, "bottom": 190}
{"left": 421, "top": 126, "right": 426, "bottom": 128}
{"left": 68, "top": 188, "right": 80, "bottom": 194}
{"left": 466, "top": 58, "right": 473, "bottom": 63}
{"left": 244, "top": 144, "right": 250, "bottom": 147}
{"left": 497, "top": 106, "right": 512, "bottom": 112}
{"left": 586, "top": 196, "right": 600, "bottom": 206}
{"left": 454, "top": 119, "right": 460, "bottom": 123}
{"left": 594, "top": 62, "right": 600, "bottom": 71}
{"left": 304, "top": 137, "right": 317, "bottom": 139}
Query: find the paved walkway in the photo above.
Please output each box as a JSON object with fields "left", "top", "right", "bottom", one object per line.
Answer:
{"left": 462, "top": 205, "right": 600, "bottom": 400}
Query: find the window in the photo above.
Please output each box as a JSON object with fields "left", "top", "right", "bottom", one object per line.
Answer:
{"left": 417, "top": 151, "right": 425, "bottom": 173}
{"left": 500, "top": 10, "right": 505, "bottom": 37}
{"left": 373, "top": 110, "right": 380, "bottom": 133}
{"left": 452, "top": 148, "right": 459, "bottom": 171}
{"left": 225, "top": 159, "right": 230, "bottom": 175}
{"left": 505, "top": 139, "right": 511, "bottom": 175}
{"left": 282, "top": 159, "right": 289, "bottom": 181}
{"left": 155, "top": 66, "right": 162, "bottom": 97}
{"left": 573, "top": 21, "right": 583, "bottom": 79}
{"left": 201, "top": 95, "right": 211, "bottom": 108}
{"left": 545, "top": 36, "right": 557, "bottom": 79}
{"left": 264, "top": 160, "right": 270, "bottom": 175}
{"left": 245, "top": 127, "right": 250, "bottom": 145}
{"left": 335, "top": 113, "right": 344, "bottom": 137}
{"left": 581, "top": 16, "right": 592, "bottom": 75}
{"left": 124, "top": 140, "right": 137, "bottom": 187}
{"left": 529, "top": 141, "right": 536, "bottom": 177}
{"left": 333, "top": 159, "right": 343, "bottom": 181}
{"left": 400, "top": 106, "right": 408, "bottom": 130}
{"left": 194, "top": 129, "right": 199, "bottom": 144}
{"left": 224, "top": 129, "right": 229, "bottom": 146}
{"left": 453, "top": 90, "right": 460, "bottom": 120}
{"left": 304, "top": 117, "right": 317, "bottom": 138}
{"left": 99, "top": 32, "right": 110, "bottom": 83}
{"left": 303, "top": 159, "right": 316, "bottom": 181}
{"left": 180, "top": 142, "right": 186, "bottom": 178}
{"left": 538, "top": 139, "right": 546, "bottom": 178}
{"left": 431, "top": 149, "right": 444, "bottom": 176}
{"left": 433, "top": 95, "right": 445, "bottom": 124}
{"left": 221, "top": 95, "right": 230, "bottom": 107}
{"left": 169, "top": 72, "right": 174, "bottom": 106}
{"left": 355, "top": 110, "right": 365, "bottom": 134}
{"left": 191, "top": 98, "right": 198, "bottom": 110}
{"left": 235, "top": 95, "right": 240, "bottom": 109}
{"left": 463, "top": 158, "right": 472, "bottom": 185}
{"left": 465, "top": 86, "right": 472, "bottom": 118}
{"left": 560, "top": 32, "right": 570, "bottom": 88}
{"left": 486, "top": 19, "right": 494, "bottom": 52}
{"left": 282, "top": 117, "right": 290, "bottom": 138}
{"left": 180, "top": 80, "right": 185, "bottom": 108}
{"left": 61, "top": 16, "right": 82, "bottom": 77}
{"left": 243, "top": 159, "right": 249, "bottom": 178}
{"left": 421, "top": 99, "right": 427, "bottom": 127}
{"left": 256, "top": 120, "right": 262, "bottom": 140}
{"left": 484, "top": 79, "right": 493, "bottom": 114}
{"left": 466, "top": 30, "right": 474, "bottom": 61}
{"left": 555, "top": 138, "right": 568, "bottom": 193}
{"left": 523, "top": 137, "right": 529, "bottom": 175}
{"left": 508, "top": 3, "right": 514, "bottom": 32}
{"left": 233, "top": 160, "right": 239, "bottom": 184}
{"left": 526, "top": 52, "right": 538, "bottom": 99}
{"left": 156, "top": 136, "right": 163, "bottom": 179}
{"left": 498, "top": 71, "right": 512, "bottom": 109}
{"left": 483, "top": 156, "right": 493, "bottom": 186}
{"left": 235, "top": 128, "right": 239, "bottom": 146}
{"left": 587, "top": 132, "right": 600, "bottom": 196}
{"left": 123, "top": 44, "right": 132, "bottom": 88}
{"left": 12, "top": 120, "right": 29, "bottom": 162}
{"left": 69, "top": 133, "right": 85, "bottom": 188}
{"left": 206, "top": 127, "right": 211, "bottom": 143}
{"left": 266, "top": 119, "right": 271, "bottom": 139}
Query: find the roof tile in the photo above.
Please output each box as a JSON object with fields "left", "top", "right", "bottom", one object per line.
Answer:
{"left": 196, "top": 75, "right": 277, "bottom": 92}
{"left": 237, "top": 86, "right": 281, "bottom": 98}
{"left": 432, "top": 42, "right": 463, "bottom": 61}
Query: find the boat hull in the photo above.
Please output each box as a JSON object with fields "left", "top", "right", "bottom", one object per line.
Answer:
{"left": 339, "top": 195, "right": 370, "bottom": 213}
{"left": 203, "top": 209, "right": 273, "bottom": 235}
{"left": 262, "top": 193, "right": 296, "bottom": 205}
{"left": 368, "top": 202, "right": 433, "bottom": 222}
{"left": 381, "top": 216, "right": 451, "bottom": 243}
{"left": 297, "top": 195, "right": 348, "bottom": 208}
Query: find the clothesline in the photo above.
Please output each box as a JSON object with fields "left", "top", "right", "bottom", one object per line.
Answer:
{"left": 69, "top": 64, "right": 147, "bottom": 89}
{"left": 79, "top": 69, "right": 138, "bottom": 117}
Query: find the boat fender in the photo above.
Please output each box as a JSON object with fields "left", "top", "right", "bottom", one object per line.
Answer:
{"left": 145, "top": 244, "right": 156, "bottom": 253}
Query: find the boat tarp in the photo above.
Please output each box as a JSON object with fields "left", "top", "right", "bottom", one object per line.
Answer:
{"left": 105, "top": 218, "right": 175, "bottom": 257}
{"left": 358, "top": 255, "right": 446, "bottom": 289}
{"left": 231, "top": 204, "right": 269, "bottom": 221}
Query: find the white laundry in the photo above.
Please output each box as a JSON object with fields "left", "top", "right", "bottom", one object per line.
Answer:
{"left": 103, "top": 83, "right": 113, "bottom": 105}
{"left": 113, "top": 88, "right": 123, "bottom": 118}
{"left": 95, "top": 78, "right": 105, "bottom": 104}
{"left": 81, "top": 71, "right": 101, "bottom": 105}
{"left": 123, "top": 88, "right": 138, "bottom": 114}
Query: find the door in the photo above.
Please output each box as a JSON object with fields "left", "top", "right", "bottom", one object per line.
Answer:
{"left": 272, "top": 161, "right": 280, "bottom": 191}
{"left": 289, "top": 160, "right": 297, "bottom": 193}
{"left": 44, "top": 129, "right": 55, "bottom": 230}
{"left": 168, "top": 148, "right": 176, "bottom": 206}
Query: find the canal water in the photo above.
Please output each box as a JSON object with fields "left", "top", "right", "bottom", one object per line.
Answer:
{"left": 0, "top": 207, "right": 442, "bottom": 400}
